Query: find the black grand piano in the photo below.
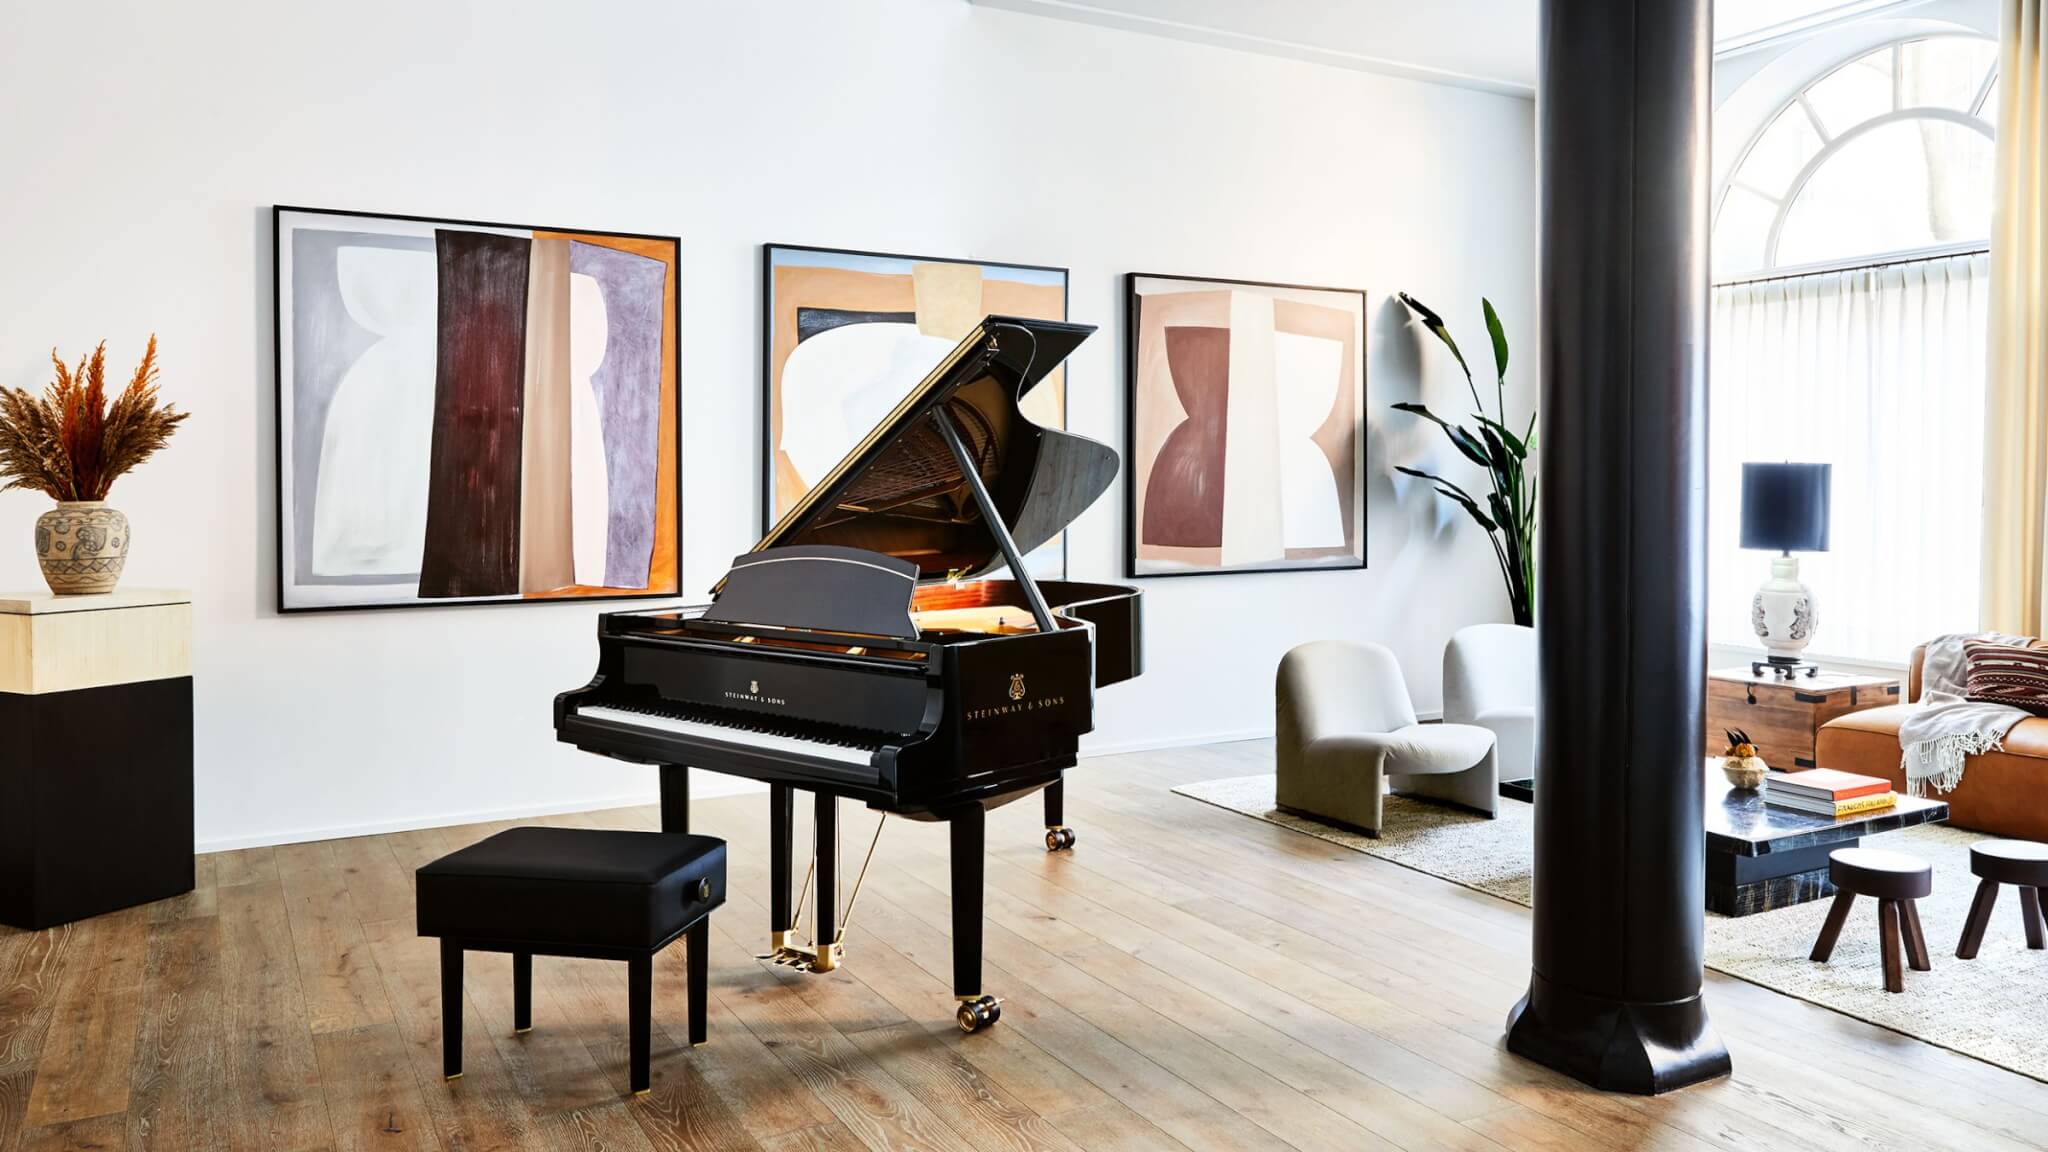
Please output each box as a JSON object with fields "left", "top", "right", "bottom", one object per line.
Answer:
{"left": 556, "top": 315, "right": 1140, "bottom": 1032}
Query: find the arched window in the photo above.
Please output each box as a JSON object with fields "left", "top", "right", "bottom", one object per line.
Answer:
{"left": 1707, "top": 32, "right": 1997, "bottom": 664}
{"left": 1714, "top": 34, "right": 1997, "bottom": 277}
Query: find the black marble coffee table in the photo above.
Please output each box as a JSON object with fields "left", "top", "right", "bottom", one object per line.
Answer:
{"left": 1706, "top": 761, "right": 1948, "bottom": 916}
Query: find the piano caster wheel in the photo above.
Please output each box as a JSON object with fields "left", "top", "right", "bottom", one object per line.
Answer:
{"left": 1044, "top": 827, "right": 1075, "bottom": 852}
{"left": 956, "top": 995, "right": 1002, "bottom": 1034}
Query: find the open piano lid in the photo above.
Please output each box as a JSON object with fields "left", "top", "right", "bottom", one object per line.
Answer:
{"left": 752, "top": 315, "right": 1115, "bottom": 583}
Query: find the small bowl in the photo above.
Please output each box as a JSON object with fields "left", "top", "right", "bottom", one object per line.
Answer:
{"left": 1721, "top": 755, "right": 1768, "bottom": 790}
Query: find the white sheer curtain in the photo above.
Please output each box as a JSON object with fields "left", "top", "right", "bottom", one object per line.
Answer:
{"left": 1709, "top": 251, "right": 1990, "bottom": 662}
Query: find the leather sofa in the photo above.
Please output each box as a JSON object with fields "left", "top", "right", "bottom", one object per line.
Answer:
{"left": 1816, "top": 645, "right": 2048, "bottom": 842}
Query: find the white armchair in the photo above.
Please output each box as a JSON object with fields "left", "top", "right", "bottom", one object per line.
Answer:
{"left": 1276, "top": 640, "right": 1498, "bottom": 837}
{"left": 1443, "top": 624, "right": 1537, "bottom": 786}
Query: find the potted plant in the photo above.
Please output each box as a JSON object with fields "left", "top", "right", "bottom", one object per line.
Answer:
{"left": 1393, "top": 294, "right": 1536, "bottom": 627}
{"left": 0, "top": 337, "right": 188, "bottom": 595}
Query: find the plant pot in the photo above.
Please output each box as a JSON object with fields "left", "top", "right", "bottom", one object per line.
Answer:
{"left": 35, "top": 502, "right": 129, "bottom": 595}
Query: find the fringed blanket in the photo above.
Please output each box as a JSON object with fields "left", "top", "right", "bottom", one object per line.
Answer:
{"left": 1898, "top": 632, "right": 2033, "bottom": 795}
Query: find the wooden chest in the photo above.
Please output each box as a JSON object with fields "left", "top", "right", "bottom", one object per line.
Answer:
{"left": 1705, "top": 667, "right": 1901, "bottom": 772}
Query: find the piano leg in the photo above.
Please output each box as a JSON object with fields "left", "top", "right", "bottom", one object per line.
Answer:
{"left": 813, "top": 791, "right": 840, "bottom": 971}
{"left": 951, "top": 805, "right": 1001, "bottom": 1033}
{"left": 1043, "top": 777, "right": 1075, "bottom": 852}
{"left": 659, "top": 764, "right": 689, "bottom": 833}
{"left": 769, "top": 783, "right": 793, "bottom": 954}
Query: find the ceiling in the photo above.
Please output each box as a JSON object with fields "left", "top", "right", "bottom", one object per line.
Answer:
{"left": 969, "top": 1, "right": 1966, "bottom": 97}
{"left": 969, "top": 0, "right": 1539, "bottom": 94}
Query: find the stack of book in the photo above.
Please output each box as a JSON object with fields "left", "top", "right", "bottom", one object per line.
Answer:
{"left": 1766, "top": 768, "right": 1896, "bottom": 818}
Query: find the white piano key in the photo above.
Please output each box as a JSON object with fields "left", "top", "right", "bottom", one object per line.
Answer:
{"left": 576, "top": 704, "right": 876, "bottom": 767}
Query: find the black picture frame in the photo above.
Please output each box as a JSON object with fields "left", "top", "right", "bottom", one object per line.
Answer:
{"left": 758, "top": 243, "right": 1071, "bottom": 576}
{"left": 1123, "top": 271, "right": 1370, "bottom": 579}
{"left": 272, "top": 204, "right": 683, "bottom": 614}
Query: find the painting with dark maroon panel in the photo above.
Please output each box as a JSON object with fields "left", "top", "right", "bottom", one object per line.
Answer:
{"left": 1141, "top": 325, "right": 1229, "bottom": 547}
{"left": 420, "top": 229, "right": 530, "bottom": 598}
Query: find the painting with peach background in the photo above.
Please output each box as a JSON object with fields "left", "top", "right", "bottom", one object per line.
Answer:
{"left": 762, "top": 244, "right": 1068, "bottom": 577}
{"left": 1126, "top": 273, "right": 1366, "bottom": 577}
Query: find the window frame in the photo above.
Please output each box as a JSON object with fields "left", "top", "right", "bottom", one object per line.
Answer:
{"left": 1713, "top": 31, "right": 1998, "bottom": 280}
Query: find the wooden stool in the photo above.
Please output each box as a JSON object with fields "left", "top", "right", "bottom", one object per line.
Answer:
{"left": 1810, "top": 848, "right": 1932, "bottom": 993}
{"left": 1956, "top": 840, "right": 2048, "bottom": 960}
{"left": 416, "top": 827, "right": 725, "bottom": 1095}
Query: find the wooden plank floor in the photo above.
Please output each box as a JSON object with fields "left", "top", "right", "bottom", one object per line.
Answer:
{"left": 3, "top": 739, "right": 2046, "bottom": 1151}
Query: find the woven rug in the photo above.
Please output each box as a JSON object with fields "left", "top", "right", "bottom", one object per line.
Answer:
{"left": 1174, "top": 773, "right": 2048, "bottom": 1083}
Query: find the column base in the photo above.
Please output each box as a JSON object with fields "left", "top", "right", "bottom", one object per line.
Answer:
{"left": 1505, "top": 971, "right": 1731, "bottom": 1094}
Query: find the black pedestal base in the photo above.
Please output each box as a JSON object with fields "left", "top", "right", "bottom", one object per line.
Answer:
{"left": 1506, "top": 971, "right": 1731, "bottom": 1094}
{"left": 1708, "top": 839, "right": 1842, "bottom": 916}
{"left": 0, "top": 676, "right": 195, "bottom": 930}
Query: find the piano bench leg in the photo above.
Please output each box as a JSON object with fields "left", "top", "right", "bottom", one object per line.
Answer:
{"left": 440, "top": 939, "right": 464, "bottom": 1080}
{"left": 628, "top": 953, "right": 652, "bottom": 1095}
{"left": 512, "top": 951, "right": 532, "bottom": 1033}
{"left": 687, "top": 919, "right": 709, "bottom": 1047}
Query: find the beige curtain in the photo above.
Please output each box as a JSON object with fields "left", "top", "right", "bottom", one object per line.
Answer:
{"left": 1983, "top": 0, "right": 2048, "bottom": 634}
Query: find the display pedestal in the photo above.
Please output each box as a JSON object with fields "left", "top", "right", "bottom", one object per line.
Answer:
{"left": 0, "top": 588, "right": 194, "bottom": 929}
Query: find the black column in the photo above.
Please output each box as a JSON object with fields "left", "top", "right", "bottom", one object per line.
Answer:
{"left": 1504, "top": 0, "right": 1731, "bottom": 1094}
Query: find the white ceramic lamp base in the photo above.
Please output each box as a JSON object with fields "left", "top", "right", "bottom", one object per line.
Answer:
{"left": 1751, "top": 554, "right": 1818, "bottom": 673}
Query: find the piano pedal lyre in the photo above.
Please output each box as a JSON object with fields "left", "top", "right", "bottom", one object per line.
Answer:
{"left": 759, "top": 811, "right": 884, "bottom": 975}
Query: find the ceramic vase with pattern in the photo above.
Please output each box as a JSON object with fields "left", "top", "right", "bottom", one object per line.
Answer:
{"left": 35, "top": 501, "right": 129, "bottom": 595}
{"left": 1750, "top": 554, "right": 1816, "bottom": 664}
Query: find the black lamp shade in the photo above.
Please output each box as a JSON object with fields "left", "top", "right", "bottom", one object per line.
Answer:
{"left": 1740, "top": 462, "right": 1831, "bottom": 552}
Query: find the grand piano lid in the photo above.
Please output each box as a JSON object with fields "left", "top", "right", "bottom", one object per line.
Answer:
{"left": 747, "top": 315, "right": 1117, "bottom": 583}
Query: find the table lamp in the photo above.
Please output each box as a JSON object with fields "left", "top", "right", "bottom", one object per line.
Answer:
{"left": 1741, "top": 462, "right": 1831, "bottom": 679}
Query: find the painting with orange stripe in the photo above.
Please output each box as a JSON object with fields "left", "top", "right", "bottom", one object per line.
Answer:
{"left": 274, "top": 206, "right": 680, "bottom": 611}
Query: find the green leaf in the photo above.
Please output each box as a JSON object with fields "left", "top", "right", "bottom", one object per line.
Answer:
{"left": 1392, "top": 402, "right": 1489, "bottom": 468}
{"left": 1397, "top": 292, "right": 1473, "bottom": 385}
{"left": 1474, "top": 414, "right": 1527, "bottom": 459}
{"left": 1477, "top": 424, "right": 1512, "bottom": 473}
{"left": 1395, "top": 465, "right": 1498, "bottom": 531}
{"left": 1483, "top": 298, "right": 1509, "bottom": 382}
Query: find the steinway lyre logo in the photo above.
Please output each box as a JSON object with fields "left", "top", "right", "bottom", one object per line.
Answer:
{"left": 724, "top": 678, "right": 786, "bottom": 707}
{"left": 1008, "top": 673, "right": 1027, "bottom": 701}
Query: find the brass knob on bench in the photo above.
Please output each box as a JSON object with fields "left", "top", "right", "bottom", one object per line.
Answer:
{"left": 697, "top": 878, "right": 713, "bottom": 902}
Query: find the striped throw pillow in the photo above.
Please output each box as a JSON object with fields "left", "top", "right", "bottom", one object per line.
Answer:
{"left": 1963, "top": 640, "right": 2048, "bottom": 715}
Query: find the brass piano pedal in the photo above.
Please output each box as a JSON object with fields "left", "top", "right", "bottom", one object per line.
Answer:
{"left": 956, "top": 994, "right": 1002, "bottom": 1033}
{"left": 1044, "top": 825, "right": 1076, "bottom": 852}
{"left": 759, "top": 937, "right": 842, "bottom": 973}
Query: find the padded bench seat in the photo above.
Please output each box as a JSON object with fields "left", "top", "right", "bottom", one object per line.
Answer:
{"left": 417, "top": 826, "right": 726, "bottom": 1095}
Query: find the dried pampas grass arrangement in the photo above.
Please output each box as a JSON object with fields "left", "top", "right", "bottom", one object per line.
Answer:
{"left": 0, "top": 336, "right": 189, "bottom": 502}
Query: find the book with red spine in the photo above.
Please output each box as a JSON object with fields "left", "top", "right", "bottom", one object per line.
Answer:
{"left": 1769, "top": 768, "right": 1892, "bottom": 801}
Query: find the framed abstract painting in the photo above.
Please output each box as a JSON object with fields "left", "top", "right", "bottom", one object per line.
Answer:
{"left": 273, "top": 206, "right": 680, "bottom": 611}
{"left": 761, "top": 244, "right": 1068, "bottom": 576}
{"left": 1125, "top": 273, "right": 1367, "bottom": 577}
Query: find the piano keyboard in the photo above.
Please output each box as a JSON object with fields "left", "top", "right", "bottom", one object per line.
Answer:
{"left": 576, "top": 702, "right": 881, "bottom": 767}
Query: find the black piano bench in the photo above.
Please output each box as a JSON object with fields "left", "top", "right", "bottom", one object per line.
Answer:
{"left": 415, "top": 826, "right": 726, "bottom": 1096}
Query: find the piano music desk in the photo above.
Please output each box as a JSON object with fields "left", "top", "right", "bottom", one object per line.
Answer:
{"left": 0, "top": 588, "right": 195, "bottom": 929}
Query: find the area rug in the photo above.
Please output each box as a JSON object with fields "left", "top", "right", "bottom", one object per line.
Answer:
{"left": 1174, "top": 773, "right": 2048, "bottom": 1084}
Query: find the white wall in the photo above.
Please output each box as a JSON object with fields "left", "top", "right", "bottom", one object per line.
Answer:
{"left": 0, "top": 0, "right": 1536, "bottom": 850}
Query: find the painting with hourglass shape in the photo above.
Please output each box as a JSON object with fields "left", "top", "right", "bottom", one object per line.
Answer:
{"left": 274, "top": 207, "right": 680, "bottom": 611}
{"left": 1125, "top": 274, "right": 1367, "bottom": 577}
